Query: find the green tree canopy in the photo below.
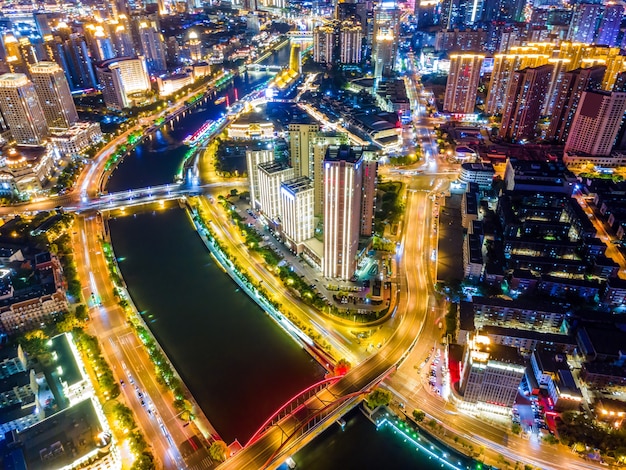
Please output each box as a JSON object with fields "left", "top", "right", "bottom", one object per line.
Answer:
{"left": 366, "top": 388, "right": 392, "bottom": 409}
{"left": 209, "top": 440, "right": 229, "bottom": 463}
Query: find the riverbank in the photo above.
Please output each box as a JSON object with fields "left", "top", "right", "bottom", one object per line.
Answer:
{"left": 100, "top": 206, "right": 220, "bottom": 445}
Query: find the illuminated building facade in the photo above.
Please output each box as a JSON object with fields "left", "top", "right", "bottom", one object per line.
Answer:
{"left": 257, "top": 161, "right": 295, "bottom": 225}
{"left": 546, "top": 65, "right": 605, "bottom": 144}
{"left": 95, "top": 57, "right": 150, "bottom": 110}
{"left": 0, "top": 73, "right": 48, "bottom": 146}
{"left": 564, "top": 90, "right": 626, "bottom": 157}
{"left": 499, "top": 64, "right": 553, "bottom": 142}
{"left": 30, "top": 62, "right": 78, "bottom": 130}
{"left": 312, "top": 132, "right": 349, "bottom": 217}
{"left": 246, "top": 146, "right": 274, "bottom": 210}
{"left": 460, "top": 335, "right": 526, "bottom": 410}
{"left": 323, "top": 145, "right": 371, "bottom": 280}
{"left": 444, "top": 53, "right": 484, "bottom": 114}
{"left": 288, "top": 123, "right": 319, "bottom": 178}
{"left": 280, "top": 177, "right": 314, "bottom": 250}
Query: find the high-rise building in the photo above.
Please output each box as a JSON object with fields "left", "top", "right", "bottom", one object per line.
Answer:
{"left": 135, "top": 17, "right": 167, "bottom": 74}
{"left": 30, "top": 62, "right": 78, "bottom": 130}
{"left": 187, "top": 31, "right": 202, "bottom": 63}
{"left": 312, "top": 132, "right": 349, "bottom": 217}
{"left": 64, "top": 33, "right": 98, "bottom": 91}
{"left": 568, "top": 4, "right": 604, "bottom": 43}
{"left": 597, "top": 4, "right": 623, "bottom": 47}
{"left": 0, "top": 73, "right": 48, "bottom": 146}
{"left": 499, "top": 64, "right": 553, "bottom": 142}
{"left": 372, "top": 2, "right": 401, "bottom": 80}
{"left": 246, "top": 146, "right": 274, "bottom": 209}
{"left": 323, "top": 145, "right": 363, "bottom": 280}
{"left": 444, "top": 53, "right": 484, "bottom": 115}
{"left": 95, "top": 57, "right": 150, "bottom": 110}
{"left": 289, "top": 123, "right": 319, "bottom": 178}
{"left": 339, "top": 20, "right": 363, "bottom": 64}
{"left": 361, "top": 159, "right": 377, "bottom": 236}
{"left": 313, "top": 24, "right": 335, "bottom": 64}
{"left": 546, "top": 66, "right": 605, "bottom": 143}
{"left": 280, "top": 177, "right": 315, "bottom": 251}
{"left": 486, "top": 49, "right": 550, "bottom": 115}
{"left": 459, "top": 335, "right": 526, "bottom": 409}
{"left": 111, "top": 23, "right": 135, "bottom": 58}
{"left": 257, "top": 161, "right": 295, "bottom": 224}
{"left": 565, "top": 91, "right": 626, "bottom": 156}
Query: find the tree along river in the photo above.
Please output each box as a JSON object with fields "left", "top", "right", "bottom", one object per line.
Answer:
{"left": 106, "top": 44, "right": 468, "bottom": 467}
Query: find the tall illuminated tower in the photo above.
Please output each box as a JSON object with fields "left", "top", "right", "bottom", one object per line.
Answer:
{"left": 323, "top": 145, "right": 363, "bottom": 280}
{"left": 444, "top": 53, "right": 484, "bottom": 114}
{"left": 546, "top": 66, "right": 605, "bottom": 144}
{"left": 499, "top": 64, "right": 553, "bottom": 142}
{"left": 565, "top": 91, "right": 626, "bottom": 157}
{"left": 288, "top": 123, "right": 319, "bottom": 178}
{"left": 0, "top": 73, "right": 48, "bottom": 146}
{"left": 372, "top": 1, "right": 400, "bottom": 80}
{"left": 30, "top": 61, "right": 78, "bottom": 130}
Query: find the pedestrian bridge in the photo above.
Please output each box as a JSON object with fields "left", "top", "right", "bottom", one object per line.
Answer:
{"left": 246, "top": 64, "right": 284, "bottom": 72}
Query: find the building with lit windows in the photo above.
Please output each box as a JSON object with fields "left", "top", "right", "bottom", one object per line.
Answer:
{"left": 135, "top": 16, "right": 167, "bottom": 74}
{"left": 372, "top": 2, "right": 400, "bottom": 80}
{"left": 323, "top": 145, "right": 363, "bottom": 280}
{"left": 257, "top": 161, "right": 295, "bottom": 225}
{"left": 444, "top": 53, "right": 484, "bottom": 115}
{"left": 313, "top": 24, "right": 335, "bottom": 64}
{"left": 459, "top": 334, "right": 526, "bottom": 412}
{"left": 0, "top": 74, "right": 48, "bottom": 146}
{"left": 30, "top": 62, "right": 78, "bottom": 130}
{"left": 246, "top": 145, "right": 274, "bottom": 210}
{"left": 95, "top": 57, "right": 151, "bottom": 110}
{"left": 499, "top": 64, "right": 553, "bottom": 142}
{"left": 280, "top": 177, "right": 314, "bottom": 251}
{"left": 568, "top": 3, "right": 604, "bottom": 43}
{"left": 564, "top": 90, "right": 626, "bottom": 160}
{"left": 546, "top": 66, "right": 605, "bottom": 144}
{"left": 289, "top": 123, "right": 319, "bottom": 178}
{"left": 50, "top": 121, "right": 103, "bottom": 157}
{"left": 597, "top": 4, "right": 623, "bottom": 47}
{"left": 312, "top": 132, "right": 348, "bottom": 217}
{"left": 339, "top": 20, "right": 362, "bottom": 64}
{"left": 486, "top": 48, "right": 550, "bottom": 115}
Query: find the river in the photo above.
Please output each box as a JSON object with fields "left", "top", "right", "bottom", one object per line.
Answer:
{"left": 105, "top": 43, "right": 467, "bottom": 466}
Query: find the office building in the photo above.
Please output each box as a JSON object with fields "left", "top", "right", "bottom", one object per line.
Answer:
{"left": 459, "top": 335, "right": 526, "bottom": 410}
{"left": 499, "top": 64, "right": 553, "bottom": 142}
{"left": 444, "top": 53, "right": 484, "bottom": 115}
{"left": 30, "top": 62, "right": 78, "bottom": 130}
{"left": 257, "top": 161, "right": 295, "bottom": 225}
{"left": 280, "top": 177, "right": 314, "bottom": 251}
{"left": 289, "top": 123, "right": 319, "bottom": 178}
{"left": 246, "top": 146, "right": 274, "bottom": 209}
{"left": 0, "top": 74, "right": 48, "bottom": 146}
{"left": 372, "top": 2, "right": 401, "bottom": 80}
{"left": 95, "top": 57, "right": 151, "bottom": 110}
{"left": 565, "top": 91, "right": 626, "bottom": 157}
{"left": 547, "top": 66, "right": 605, "bottom": 144}
{"left": 323, "top": 145, "right": 363, "bottom": 280}
{"left": 112, "top": 22, "right": 135, "bottom": 58}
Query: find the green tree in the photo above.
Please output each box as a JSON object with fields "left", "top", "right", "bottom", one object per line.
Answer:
{"left": 366, "top": 388, "right": 392, "bottom": 409}
{"left": 511, "top": 422, "right": 521, "bottom": 435}
{"left": 412, "top": 409, "right": 426, "bottom": 422}
{"left": 209, "top": 440, "right": 229, "bottom": 463}
{"left": 112, "top": 403, "right": 135, "bottom": 433}
{"left": 131, "top": 452, "right": 155, "bottom": 470}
